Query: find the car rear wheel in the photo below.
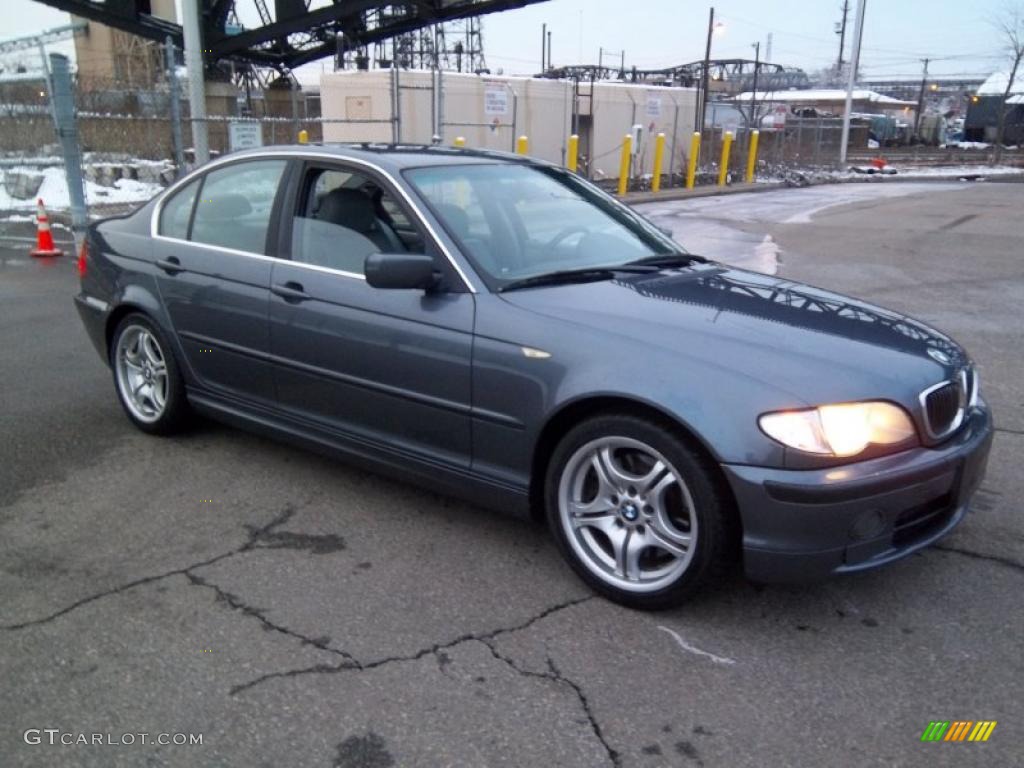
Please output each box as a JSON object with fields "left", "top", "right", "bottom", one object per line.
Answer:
{"left": 111, "top": 314, "right": 189, "bottom": 434}
{"left": 545, "top": 414, "right": 734, "bottom": 609}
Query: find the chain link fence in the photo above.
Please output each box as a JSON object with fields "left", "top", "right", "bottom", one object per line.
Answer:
{"left": 3, "top": 60, "right": 1022, "bottom": 219}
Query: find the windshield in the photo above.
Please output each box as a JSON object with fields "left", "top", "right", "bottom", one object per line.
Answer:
{"left": 404, "top": 163, "right": 681, "bottom": 288}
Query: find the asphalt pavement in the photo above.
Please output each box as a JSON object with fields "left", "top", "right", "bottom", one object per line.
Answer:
{"left": 1, "top": 181, "right": 1021, "bottom": 767}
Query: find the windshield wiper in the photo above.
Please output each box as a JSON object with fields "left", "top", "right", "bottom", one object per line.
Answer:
{"left": 498, "top": 265, "right": 658, "bottom": 293}
{"left": 624, "top": 253, "right": 708, "bottom": 268}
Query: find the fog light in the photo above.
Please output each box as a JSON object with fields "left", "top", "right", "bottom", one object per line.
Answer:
{"left": 849, "top": 509, "right": 886, "bottom": 541}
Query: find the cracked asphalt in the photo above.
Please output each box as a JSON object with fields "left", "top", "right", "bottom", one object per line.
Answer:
{"left": 2, "top": 181, "right": 1022, "bottom": 767}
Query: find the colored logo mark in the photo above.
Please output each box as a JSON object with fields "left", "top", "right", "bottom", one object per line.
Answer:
{"left": 921, "top": 721, "right": 997, "bottom": 742}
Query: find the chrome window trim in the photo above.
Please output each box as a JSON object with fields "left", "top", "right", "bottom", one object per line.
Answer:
{"left": 149, "top": 150, "right": 478, "bottom": 292}
{"left": 918, "top": 368, "right": 969, "bottom": 441}
{"left": 148, "top": 233, "right": 367, "bottom": 281}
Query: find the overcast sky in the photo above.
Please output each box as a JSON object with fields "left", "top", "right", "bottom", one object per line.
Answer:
{"left": 2, "top": 0, "right": 1013, "bottom": 80}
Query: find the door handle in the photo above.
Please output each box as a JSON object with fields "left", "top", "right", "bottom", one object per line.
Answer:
{"left": 156, "top": 256, "right": 183, "bottom": 274}
{"left": 271, "top": 281, "right": 309, "bottom": 302}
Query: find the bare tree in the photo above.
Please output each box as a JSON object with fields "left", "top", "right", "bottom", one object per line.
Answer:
{"left": 993, "top": 5, "right": 1024, "bottom": 163}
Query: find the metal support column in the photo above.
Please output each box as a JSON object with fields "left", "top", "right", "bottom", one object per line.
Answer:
{"left": 181, "top": 0, "right": 209, "bottom": 164}
{"left": 290, "top": 77, "right": 300, "bottom": 141}
{"left": 36, "top": 43, "right": 59, "bottom": 133}
{"left": 669, "top": 102, "right": 680, "bottom": 184}
{"left": 165, "top": 37, "right": 185, "bottom": 176}
{"left": 48, "top": 53, "right": 87, "bottom": 231}
{"left": 391, "top": 64, "right": 400, "bottom": 143}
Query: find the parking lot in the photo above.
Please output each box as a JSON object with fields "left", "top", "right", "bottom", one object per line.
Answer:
{"left": 1, "top": 180, "right": 1022, "bottom": 767}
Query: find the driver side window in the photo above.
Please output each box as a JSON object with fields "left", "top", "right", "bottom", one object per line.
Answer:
{"left": 291, "top": 166, "right": 423, "bottom": 275}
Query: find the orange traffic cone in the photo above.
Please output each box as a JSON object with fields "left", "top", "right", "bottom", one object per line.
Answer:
{"left": 30, "top": 198, "right": 64, "bottom": 257}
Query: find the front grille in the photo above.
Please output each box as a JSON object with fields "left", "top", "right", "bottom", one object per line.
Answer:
{"left": 926, "top": 383, "right": 960, "bottom": 434}
{"left": 921, "top": 369, "right": 968, "bottom": 440}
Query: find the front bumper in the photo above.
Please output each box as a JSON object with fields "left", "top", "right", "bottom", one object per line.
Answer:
{"left": 722, "top": 404, "right": 993, "bottom": 583}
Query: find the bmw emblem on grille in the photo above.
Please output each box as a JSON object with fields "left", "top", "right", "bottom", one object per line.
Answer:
{"left": 927, "top": 348, "right": 952, "bottom": 365}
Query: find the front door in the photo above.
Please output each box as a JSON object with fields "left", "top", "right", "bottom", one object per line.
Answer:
{"left": 268, "top": 162, "right": 475, "bottom": 468}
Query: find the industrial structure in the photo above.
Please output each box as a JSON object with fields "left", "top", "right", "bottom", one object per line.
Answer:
{"left": 965, "top": 71, "right": 1024, "bottom": 144}
{"left": 320, "top": 68, "right": 697, "bottom": 181}
{"left": 539, "top": 59, "right": 808, "bottom": 94}
{"left": 70, "top": 0, "right": 176, "bottom": 88}
{"left": 32, "top": 0, "right": 546, "bottom": 74}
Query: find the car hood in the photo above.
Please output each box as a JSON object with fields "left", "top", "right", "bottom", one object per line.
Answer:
{"left": 499, "top": 263, "right": 967, "bottom": 407}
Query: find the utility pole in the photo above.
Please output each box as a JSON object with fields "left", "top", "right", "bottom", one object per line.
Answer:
{"left": 839, "top": 0, "right": 866, "bottom": 165}
{"left": 699, "top": 6, "right": 715, "bottom": 133}
{"left": 750, "top": 41, "right": 760, "bottom": 128}
{"left": 765, "top": 32, "right": 772, "bottom": 63}
{"left": 181, "top": 0, "right": 209, "bottom": 165}
{"left": 547, "top": 30, "right": 552, "bottom": 71}
{"left": 541, "top": 23, "right": 546, "bottom": 71}
{"left": 914, "top": 58, "right": 930, "bottom": 140}
{"left": 836, "top": 0, "right": 850, "bottom": 77}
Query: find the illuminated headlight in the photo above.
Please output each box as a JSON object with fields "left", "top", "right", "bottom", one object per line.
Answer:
{"left": 759, "top": 401, "right": 917, "bottom": 458}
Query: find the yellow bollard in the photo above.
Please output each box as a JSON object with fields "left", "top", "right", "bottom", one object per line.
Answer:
{"left": 617, "top": 134, "right": 633, "bottom": 196}
{"left": 651, "top": 132, "right": 666, "bottom": 193}
{"left": 745, "top": 130, "right": 760, "bottom": 183}
{"left": 718, "top": 131, "right": 734, "bottom": 187}
{"left": 686, "top": 132, "right": 701, "bottom": 190}
{"left": 567, "top": 134, "right": 579, "bottom": 172}
{"left": 454, "top": 136, "right": 466, "bottom": 147}
{"left": 297, "top": 129, "right": 309, "bottom": 144}
{"left": 516, "top": 135, "right": 529, "bottom": 155}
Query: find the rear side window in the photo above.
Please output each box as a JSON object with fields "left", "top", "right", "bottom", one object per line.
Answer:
{"left": 190, "top": 160, "right": 286, "bottom": 254}
{"left": 158, "top": 178, "right": 199, "bottom": 239}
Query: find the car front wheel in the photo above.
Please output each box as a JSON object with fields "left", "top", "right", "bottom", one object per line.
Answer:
{"left": 545, "top": 414, "right": 734, "bottom": 609}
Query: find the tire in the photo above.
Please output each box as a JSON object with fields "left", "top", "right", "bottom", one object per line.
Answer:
{"left": 110, "top": 313, "right": 190, "bottom": 435}
{"left": 545, "top": 414, "right": 736, "bottom": 609}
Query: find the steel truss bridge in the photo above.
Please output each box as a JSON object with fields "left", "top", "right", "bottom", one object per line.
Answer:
{"left": 540, "top": 59, "right": 809, "bottom": 91}
{"left": 32, "top": 0, "right": 548, "bottom": 73}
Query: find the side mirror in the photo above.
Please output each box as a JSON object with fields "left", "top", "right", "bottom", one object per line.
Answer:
{"left": 364, "top": 253, "right": 440, "bottom": 291}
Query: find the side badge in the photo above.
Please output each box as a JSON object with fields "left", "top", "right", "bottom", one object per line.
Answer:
{"left": 521, "top": 346, "right": 552, "bottom": 359}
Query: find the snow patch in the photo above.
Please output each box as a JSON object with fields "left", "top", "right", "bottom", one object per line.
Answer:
{"left": 0, "top": 166, "right": 162, "bottom": 212}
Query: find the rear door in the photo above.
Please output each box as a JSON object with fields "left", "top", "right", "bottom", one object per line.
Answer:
{"left": 153, "top": 157, "right": 289, "bottom": 406}
{"left": 267, "top": 160, "right": 475, "bottom": 468}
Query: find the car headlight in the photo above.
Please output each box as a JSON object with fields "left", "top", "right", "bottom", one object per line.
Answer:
{"left": 759, "top": 401, "right": 917, "bottom": 458}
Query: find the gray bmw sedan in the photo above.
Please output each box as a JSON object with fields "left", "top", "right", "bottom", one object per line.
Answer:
{"left": 74, "top": 144, "right": 993, "bottom": 608}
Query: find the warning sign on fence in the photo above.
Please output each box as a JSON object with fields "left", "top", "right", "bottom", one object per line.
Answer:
{"left": 228, "top": 121, "right": 263, "bottom": 152}
{"left": 484, "top": 85, "right": 509, "bottom": 116}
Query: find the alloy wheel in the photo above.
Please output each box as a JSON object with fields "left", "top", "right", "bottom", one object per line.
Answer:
{"left": 557, "top": 436, "right": 698, "bottom": 593}
{"left": 115, "top": 324, "right": 169, "bottom": 424}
